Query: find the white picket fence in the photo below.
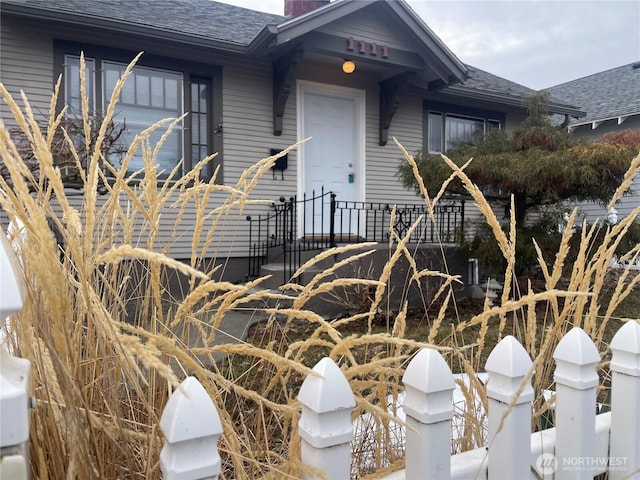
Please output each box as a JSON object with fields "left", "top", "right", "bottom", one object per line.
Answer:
{"left": 2, "top": 231, "right": 640, "bottom": 479}
{"left": 159, "top": 323, "right": 640, "bottom": 480}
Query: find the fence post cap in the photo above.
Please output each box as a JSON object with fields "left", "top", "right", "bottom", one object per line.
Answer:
{"left": 160, "top": 376, "right": 222, "bottom": 443}
{"left": 298, "top": 357, "right": 355, "bottom": 448}
{"left": 486, "top": 335, "right": 532, "bottom": 377}
{"left": 298, "top": 357, "right": 355, "bottom": 413}
{"left": 159, "top": 377, "right": 222, "bottom": 479}
{"left": 0, "top": 350, "right": 31, "bottom": 447}
{"left": 553, "top": 327, "right": 600, "bottom": 389}
{"left": 610, "top": 320, "right": 640, "bottom": 376}
{"left": 402, "top": 348, "right": 455, "bottom": 423}
{"left": 485, "top": 335, "right": 533, "bottom": 404}
{"left": 403, "top": 348, "right": 455, "bottom": 393}
{"left": 0, "top": 233, "right": 27, "bottom": 319}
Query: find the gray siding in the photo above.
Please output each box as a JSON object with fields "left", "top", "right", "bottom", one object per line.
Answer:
{"left": 504, "top": 112, "right": 528, "bottom": 131}
{"left": 365, "top": 87, "right": 425, "bottom": 204}
{"left": 0, "top": 17, "right": 273, "bottom": 261}
{"left": 0, "top": 17, "right": 54, "bottom": 128}
{"left": 223, "top": 57, "right": 297, "bottom": 188}
{"left": 319, "top": 9, "right": 410, "bottom": 49}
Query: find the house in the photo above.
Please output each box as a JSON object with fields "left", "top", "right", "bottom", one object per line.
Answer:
{"left": 546, "top": 62, "right": 640, "bottom": 223}
{"left": 0, "top": 0, "right": 583, "bottom": 284}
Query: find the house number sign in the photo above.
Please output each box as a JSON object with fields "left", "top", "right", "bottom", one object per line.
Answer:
{"left": 346, "top": 37, "right": 389, "bottom": 58}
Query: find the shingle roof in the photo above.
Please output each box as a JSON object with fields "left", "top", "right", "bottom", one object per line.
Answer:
{"left": 445, "top": 65, "right": 583, "bottom": 116}
{"left": 461, "top": 65, "right": 537, "bottom": 98}
{"left": 2, "top": 0, "right": 286, "bottom": 46}
{"left": 545, "top": 62, "right": 640, "bottom": 125}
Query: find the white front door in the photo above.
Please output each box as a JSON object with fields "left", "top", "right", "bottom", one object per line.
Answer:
{"left": 298, "top": 82, "right": 365, "bottom": 237}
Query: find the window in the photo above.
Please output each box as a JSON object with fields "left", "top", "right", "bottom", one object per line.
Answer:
{"left": 444, "top": 115, "right": 484, "bottom": 151}
{"left": 58, "top": 44, "right": 222, "bottom": 182}
{"left": 427, "top": 112, "right": 443, "bottom": 154}
{"left": 190, "top": 79, "right": 210, "bottom": 169}
{"left": 424, "top": 103, "right": 504, "bottom": 154}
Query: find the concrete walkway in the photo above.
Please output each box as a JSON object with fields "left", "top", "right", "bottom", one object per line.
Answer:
{"left": 209, "top": 309, "right": 267, "bottom": 347}
{"left": 167, "top": 308, "right": 269, "bottom": 370}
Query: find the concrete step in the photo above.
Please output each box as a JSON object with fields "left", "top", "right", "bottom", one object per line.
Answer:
{"left": 264, "top": 244, "right": 326, "bottom": 265}
{"left": 257, "top": 262, "right": 326, "bottom": 290}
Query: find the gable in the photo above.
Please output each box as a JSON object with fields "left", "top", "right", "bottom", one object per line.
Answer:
{"left": 313, "top": 7, "right": 456, "bottom": 87}
{"left": 260, "top": 0, "right": 467, "bottom": 87}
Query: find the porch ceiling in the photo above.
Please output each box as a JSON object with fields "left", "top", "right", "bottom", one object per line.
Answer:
{"left": 272, "top": 39, "right": 456, "bottom": 141}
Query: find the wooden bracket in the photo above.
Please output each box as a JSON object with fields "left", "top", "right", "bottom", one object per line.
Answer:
{"left": 273, "top": 49, "right": 303, "bottom": 136}
{"left": 379, "top": 72, "right": 414, "bottom": 146}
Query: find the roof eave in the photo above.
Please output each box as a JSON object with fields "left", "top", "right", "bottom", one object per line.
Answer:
{"left": 568, "top": 112, "right": 640, "bottom": 130}
{"left": 547, "top": 102, "right": 586, "bottom": 117}
{"left": 2, "top": 3, "right": 250, "bottom": 54}
{"left": 444, "top": 86, "right": 586, "bottom": 117}
{"left": 248, "top": 25, "right": 280, "bottom": 55}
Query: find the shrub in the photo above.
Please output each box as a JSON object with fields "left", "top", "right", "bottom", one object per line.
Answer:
{"left": 466, "top": 212, "right": 564, "bottom": 278}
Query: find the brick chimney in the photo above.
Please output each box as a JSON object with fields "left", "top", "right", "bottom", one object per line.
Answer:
{"left": 285, "top": 0, "right": 330, "bottom": 17}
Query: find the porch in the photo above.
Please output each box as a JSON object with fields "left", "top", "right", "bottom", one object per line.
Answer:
{"left": 246, "top": 188, "right": 466, "bottom": 286}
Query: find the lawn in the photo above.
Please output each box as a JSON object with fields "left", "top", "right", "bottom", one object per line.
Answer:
{"left": 243, "top": 273, "right": 635, "bottom": 371}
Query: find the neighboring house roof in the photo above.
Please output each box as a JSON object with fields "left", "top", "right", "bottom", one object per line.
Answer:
{"left": 546, "top": 62, "right": 640, "bottom": 127}
{"left": 1, "top": 0, "right": 583, "bottom": 117}
{"left": 444, "top": 65, "right": 584, "bottom": 117}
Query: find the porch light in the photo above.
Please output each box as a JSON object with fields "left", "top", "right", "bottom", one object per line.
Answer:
{"left": 342, "top": 60, "right": 355, "bottom": 74}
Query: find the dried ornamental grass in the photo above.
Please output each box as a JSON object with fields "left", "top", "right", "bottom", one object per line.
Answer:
{"left": 1, "top": 53, "right": 640, "bottom": 479}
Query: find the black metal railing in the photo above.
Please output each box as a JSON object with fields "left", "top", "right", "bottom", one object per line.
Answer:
{"left": 246, "top": 188, "right": 336, "bottom": 283}
{"left": 247, "top": 190, "right": 464, "bottom": 284}
{"left": 333, "top": 200, "right": 465, "bottom": 244}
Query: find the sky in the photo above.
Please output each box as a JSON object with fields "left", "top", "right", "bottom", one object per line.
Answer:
{"left": 218, "top": 0, "right": 640, "bottom": 90}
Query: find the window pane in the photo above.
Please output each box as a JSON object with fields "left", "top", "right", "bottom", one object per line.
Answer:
{"left": 151, "top": 76, "right": 164, "bottom": 108}
{"left": 428, "top": 112, "right": 442, "bottom": 153}
{"left": 191, "top": 83, "right": 199, "bottom": 111}
{"left": 104, "top": 68, "right": 120, "bottom": 104}
{"left": 64, "top": 55, "right": 94, "bottom": 114}
{"left": 198, "top": 113, "right": 208, "bottom": 142}
{"left": 121, "top": 74, "right": 135, "bottom": 104}
{"left": 136, "top": 74, "right": 150, "bottom": 106}
{"left": 69, "top": 61, "right": 79, "bottom": 103}
{"left": 445, "top": 115, "right": 484, "bottom": 150}
{"left": 488, "top": 119, "right": 501, "bottom": 131}
{"left": 199, "top": 83, "right": 208, "bottom": 111}
{"left": 165, "top": 78, "right": 179, "bottom": 110}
